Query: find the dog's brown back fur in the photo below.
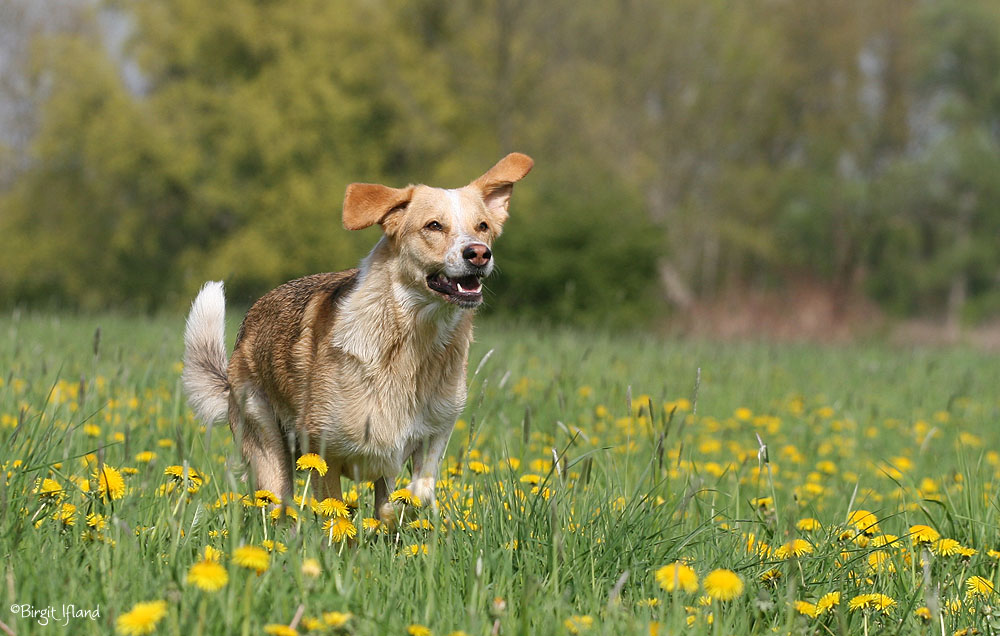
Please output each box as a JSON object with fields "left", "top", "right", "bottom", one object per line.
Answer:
{"left": 230, "top": 270, "right": 359, "bottom": 420}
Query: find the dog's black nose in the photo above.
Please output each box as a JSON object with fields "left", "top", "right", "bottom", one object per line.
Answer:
{"left": 462, "top": 243, "right": 491, "bottom": 267}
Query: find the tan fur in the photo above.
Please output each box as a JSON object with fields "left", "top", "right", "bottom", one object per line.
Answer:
{"left": 183, "top": 153, "right": 533, "bottom": 524}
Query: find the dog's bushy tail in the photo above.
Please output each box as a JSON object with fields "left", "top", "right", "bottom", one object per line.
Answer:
{"left": 183, "top": 281, "right": 230, "bottom": 424}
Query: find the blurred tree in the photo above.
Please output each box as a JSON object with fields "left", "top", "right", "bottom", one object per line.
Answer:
{"left": 867, "top": 0, "right": 1000, "bottom": 330}
{"left": 0, "top": 28, "right": 190, "bottom": 308}
{"left": 770, "top": 0, "right": 915, "bottom": 316}
{"left": 516, "top": 0, "right": 791, "bottom": 306}
{"left": 3, "top": 0, "right": 1000, "bottom": 329}
{"left": 126, "top": 0, "right": 465, "bottom": 305}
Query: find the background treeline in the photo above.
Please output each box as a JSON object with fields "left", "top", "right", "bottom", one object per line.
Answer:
{"left": 2, "top": 0, "right": 1000, "bottom": 329}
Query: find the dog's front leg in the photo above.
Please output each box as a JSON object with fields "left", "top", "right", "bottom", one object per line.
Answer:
{"left": 408, "top": 429, "right": 452, "bottom": 510}
{"left": 316, "top": 462, "right": 343, "bottom": 502}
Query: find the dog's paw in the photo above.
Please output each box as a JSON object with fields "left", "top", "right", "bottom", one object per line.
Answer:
{"left": 378, "top": 500, "right": 404, "bottom": 528}
{"left": 408, "top": 477, "right": 438, "bottom": 510}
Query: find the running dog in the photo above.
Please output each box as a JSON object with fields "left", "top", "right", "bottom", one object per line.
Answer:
{"left": 182, "top": 153, "right": 533, "bottom": 523}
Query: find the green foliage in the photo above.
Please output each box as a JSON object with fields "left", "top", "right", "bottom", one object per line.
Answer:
{"left": 487, "top": 166, "right": 665, "bottom": 327}
{"left": 3, "top": 0, "right": 1000, "bottom": 326}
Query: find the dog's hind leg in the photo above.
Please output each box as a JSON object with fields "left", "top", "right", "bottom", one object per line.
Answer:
{"left": 230, "top": 390, "right": 294, "bottom": 505}
{"left": 374, "top": 476, "right": 400, "bottom": 527}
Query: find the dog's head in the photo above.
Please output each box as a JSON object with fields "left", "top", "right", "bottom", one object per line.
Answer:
{"left": 342, "top": 153, "right": 533, "bottom": 309}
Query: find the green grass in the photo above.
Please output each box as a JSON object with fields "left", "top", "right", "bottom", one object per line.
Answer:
{"left": 2, "top": 312, "right": 1000, "bottom": 635}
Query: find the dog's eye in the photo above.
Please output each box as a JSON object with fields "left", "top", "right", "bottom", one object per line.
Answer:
{"left": 477, "top": 221, "right": 489, "bottom": 232}
{"left": 425, "top": 220, "right": 443, "bottom": 231}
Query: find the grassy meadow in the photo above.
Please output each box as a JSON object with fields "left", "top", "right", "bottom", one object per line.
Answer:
{"left": 1, "top": 312, "right": 999, "bottom": 635}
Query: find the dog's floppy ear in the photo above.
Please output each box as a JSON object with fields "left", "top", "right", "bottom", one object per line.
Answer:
{"left": 343, "top": 183, "right": 414, "bottom": 231}
{"left": 471, "top": 152, "right": 534, "bottom": 220}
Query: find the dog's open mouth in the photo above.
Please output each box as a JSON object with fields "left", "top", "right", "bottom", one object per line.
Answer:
{"left": 426, "top": 273, "right": 483, "bottom": 306}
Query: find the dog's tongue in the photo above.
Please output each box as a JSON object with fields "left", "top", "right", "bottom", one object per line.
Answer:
{"left": 455, "top": 276, "right": 481, "bottom": 294}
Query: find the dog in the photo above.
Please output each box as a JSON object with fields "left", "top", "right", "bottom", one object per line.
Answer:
{"left": 182, "top": 153, "right": 533, "bottom": 524}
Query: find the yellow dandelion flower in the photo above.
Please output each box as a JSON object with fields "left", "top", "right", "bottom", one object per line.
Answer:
{"left": 86, "top": 513, "right": 107, "bottom": 530}
{"left": 564, "top": 615, "right": 594, "bottom": 634}
{"left": 405, "top": 544, "right": 429, "bottom": 557}
{"left": 407, "top": 624, "right": 432, "bottom": 636}
{"left": 263, "top": 625, "right": 297, "bottom": 636}
{"left": 186, "top": 559, "right": 228, "bottom": 592}
{"left": 932, "top": 538, "right": 962, "bottom": 556}
{"left": 35, "top": 477, "right": 64, "bottom": 500}
{"left": 774, "top": 539, "right": 814, "bottom": 560}
{"left": 794, "top": 601, "right": 818, "bottom": 618}
{"left": 702, "top": 569, "right": 744, "bottom": 601}
{"left": 816, "top": 592, "right": 840, "bottom": 614}
{"left": 914, "top": 606, "right": 932, "bottom": 620}
{"left": 655, "top": 563, "right": 698, "bottom": 593}
{"left": 270, "top": 506, "right": 298, "bottom": 521}
{"left": 909, "top": 524, "right": 940, "bottom": 545}
{"left": 323, "top": 517, "right": 357, "bottom": 543}
{"left": 815, "top": 460, "right": 836, "bottom": 474}
{"left": 390, "top": 488, "right": 421, "bottom": 507}
{"left": 314, "top": 498, "right": 349, "bottom": 517}
{"left": 519, "top": 473, "right": 542, "bottom": 486}
{"left": 295, "top": 453, "right": 328, "bottom": 476}
{"left": 868, "top": 550, "right": 895, "bottom": 573}
{"left": 745, "top": 533, "right": 772, "bottom": 556}
{"left": 796, "top": 518, "right": 821, "bottom": 532}
{"left": 750, "top": 497, "right": 773, "bottom": 509}
{"left": 164, "top": 465, "right": 202, "bottom": 482}
{"left": 848, "top": 593, "right": 895, "bottom": 613}
{"left": 870, "top": 534, "right": 899, "bottom": 548}
{"left": 870, "top": 594, "right": 895, "bottom": 612}
{"left": 847, "top": 510, "right": 880, "bottom": 535}
{"left": 163, "top": 465, "right": 203, "bottom": 493}
{"left": 468, "top": 460, "right": 490, "bottom": 474}
{"left": 988, "top": 550, "right": 1000, "bottom": 560}
{"left": 343, "top": 489, "right": 360, "bottom": 509}
{"left": 253, "top": 489, "right": 281, "bottom": 506}
{"left": 966, "top": 575, "right": 995, "bottom": 599}
{"left": 362, "top": 517, "right": 383, "bottom": 532}
{"left": 301, "top": 558, "right": 322, "bottom": 579}
{"left": 199, "top": 545, "right": 222, "bottom": 562}
{"left": 759, "top": 569, "right": 782, "bottom": 584}
{"left": 116, "top": 600, "right": 167, "bottom": 636}
{"left": 848, "top": 594, "right": 872, "bottom": 611}
{"left": 323, "top": 611, "right": 352, "bottom": 628}
{"left": 95, "top": 465, "right": 126, "bottom": 501}
{"left": 135, "top": 451, "right": 156, "bottom": 463}
{"left": 301, "top": 618, "right": 321, "bottom": 631}
{"left": 232, "top": 545, "right": 269, "bottom": 574}
{"left": 957, "top": 546, "right": 977, "bottom": 558}
{"left": 53, "top": 502, "right": 76, "bottom": 526}
{"left": 261, "top": 540, "right": 287, "bottom": 553}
